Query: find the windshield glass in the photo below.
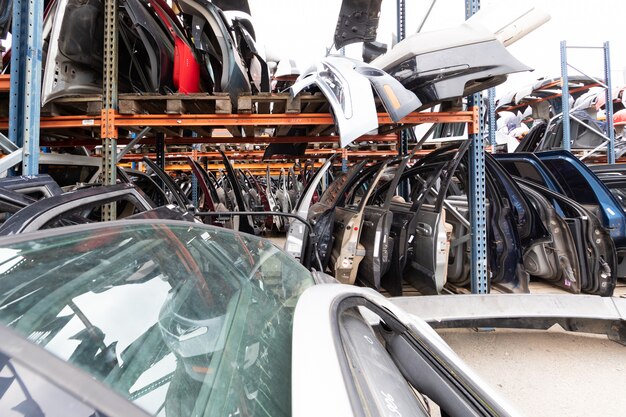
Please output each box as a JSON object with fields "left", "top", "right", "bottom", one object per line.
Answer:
{"left": 0, "top": 222, "right": 314, "bottom": 417}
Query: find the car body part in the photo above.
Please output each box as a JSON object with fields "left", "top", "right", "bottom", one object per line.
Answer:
{"left": 291, "top": 57, "right": 378, "bottom": 147}
{"left": 330, "top": 161, "right": 390, "bottom": 284}
{"left": 0, "top": 184, "right": 156, "bottom": 235}
{"left": 464, "top": 5, "right": 550, "bottom": 47}
{"left": 212, "top": 0, "right": 250, "bottom": 14}
{"left": 519, "top": 183, "right": 582, "bottom": 293}
{"left": 0, "top": 325, "right": 151, "bottom": 417}
{"left": 486, "top": 155, "right": 580, "bottom": 293}
{"left": 37, "top": 153, "right": 102, "bottom": 188}
{"left": 362, "top": 40, "right": 387, "bottom": 63}
{"left": 391, "top": 293, "right": 626, "bottom": 346}
{"left": 243, "top": 169, "right": 273, "bottom": 230}
{"left": 119, "top": 168, "right": 170, "bottom": 207}
{"left": 306, "top": 161, "right": 368, "bottom": 271}
{"left": 230, "top": 14, "right": 270, "bottom": 94}
{"left": 263, "top": 143, "right": 308, "bottom": 160}
{"left": 370, "top": 9, "right": 541, "bottom": 108}
{"left": 42, "top": 0, "right": 177, "bottom": 104}
{"left": 285, "top": 156, "right": 337, "bottom": 262}
{"left": 0, "top": 221, "right": 315, "bottom": 417}
{"left": 142, "top": 157, "right": 193, "bottom": 212}
{"left": 482, "top": 154, "right": 552, "bottom": 293}
{"left": 535, "top": 151, "right": 626, "bottom": 248}
{"left": 515, "top": 120, "right": 547, "bottom": 152}
{"left": 355, "top": 148, "right": 422, "bottom": 290}
{"left": 0, "top": 174, "right": 63, "bottom": 199}
{"left": 0, "top": 0, "right": 11, "bottom": 41}
{"left": 0, "top": 221, "right": 524, "bottom": 417}
{"left": 41, "top": 0, "right": 104, "bottom": 104}
{"left": 0, "top": 187, "right": 38, "bottom": 225}
{"left": 150, "top": 0, "right": 201, "bottom": 93}
{"left": 334, "top": 0, "right": 382, "bottom": 49}
{"left": 275, "top": 169, "right": 292, "bottom": 226}
{"left": 294, "top": 284, "right": 522, "bottom": 417}
{"left": 291, "top": 56, "right": 420, "bottom": 147}
{"left": 516, "top": 178, "right": 616, "bottom": 297}
{"left": 217, "top": 150, "right": 255, "bottom": 234}
{"left": 520, "top": 111, "right": 610, "bottom": 152}
{"left": 187, "top": 157, "right": 217, "bottom": 212}
{"left": 497, "top": 153, "right": 620, "bottom": 295}
{"left": 121, "top": 0, "right": 175, "bottom": 92}
{"left": 178, "top": 0, "right": 251, "bottom": 105}
{"left": 348, "top": 58, "right": 421, "bottom": 122}
{"left": 266, "top": 166, "right": 284, "bottom": 232}
{"left": 375, "top": 142, "right": 470, "bottom": 295}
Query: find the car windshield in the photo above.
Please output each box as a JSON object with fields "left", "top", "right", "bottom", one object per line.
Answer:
{"left": 0, "top": 221, "right": 314, "bottom": 417}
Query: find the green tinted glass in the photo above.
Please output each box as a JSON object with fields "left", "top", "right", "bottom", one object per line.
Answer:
{"left": 0, "top": 222, "right": 314, "bottom": 417}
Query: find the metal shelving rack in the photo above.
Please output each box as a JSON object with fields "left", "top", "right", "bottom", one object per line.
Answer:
{"left": 4, "top": 0, "right": 485, "bottom": 291}
{"left": 560, "top": 40, "right": 615, "bottom": 164}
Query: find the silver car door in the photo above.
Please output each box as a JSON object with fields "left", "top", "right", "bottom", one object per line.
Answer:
{"left": 331, "top": 161, "right": 390, "bottom": 284}
{"left": 285, "top": 156, "right": 336, "bottom": 262}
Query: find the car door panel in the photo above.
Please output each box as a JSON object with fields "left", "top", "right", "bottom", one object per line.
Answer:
{"left": 285, "top": 157, "right": 336, "bottom": 263}
{"left": 330, "top": 162, "right": 389, "bottom": 284}
{"left": 517, "top": 179, "right": 616, "bottom": 296}
{"left": 357, "top": 206, "right": 394, "bottom": 289}
{"left": 306, "top": 161, "right": 367, "bottom": 272}
{"left": 521, "top": 185, "right": 581, "bottom": 293}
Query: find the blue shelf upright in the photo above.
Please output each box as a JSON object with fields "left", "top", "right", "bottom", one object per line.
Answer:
{"left": 466, "top": 0, "right": 488, "bottom": 294}
{"left": 8, "top": 0, "right": 44, "bottom": 175}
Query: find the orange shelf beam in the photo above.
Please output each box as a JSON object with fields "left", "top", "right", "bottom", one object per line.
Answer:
{"left": 119, "top": 149, "right": 403, "bottom": 161}
{"left": 0, "top": 111, "right": 476, "bottom": 130}
{"left": 41, "top": 134, "right": 400, "bottom": 147}
{"left": 0, "top": 75, "right": 9, "bottom": 93}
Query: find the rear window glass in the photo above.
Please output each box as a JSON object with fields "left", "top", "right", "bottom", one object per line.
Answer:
{"left": 497, "top": 160, "right": 548, "bottom": 187}
{"left": 541, "top": 159, "right": 597, "bottom": 205}
{"left": 41, "top": 165, "right": 99, "bottom": 186}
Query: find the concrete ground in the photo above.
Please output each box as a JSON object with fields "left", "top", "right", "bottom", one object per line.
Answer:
{"left": 437, "top": 327, "right": 626, "bottom": 417}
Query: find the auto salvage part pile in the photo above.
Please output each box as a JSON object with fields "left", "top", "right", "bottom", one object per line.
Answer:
{"left": 287, "top": 144, "right": 620, "bottom": 297}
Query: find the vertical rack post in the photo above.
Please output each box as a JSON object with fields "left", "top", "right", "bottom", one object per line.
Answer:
{"left": 155, "top": 132, "right": 166, "bottom": 204}
{"left": 9, "top": 0, "right": 43, "bottom": 175}
{"left": 560, "top": 40, "right": 571, "bottom": 152}
{"left": 604, "top": 41, "right": 615, "bottom": 164}
{"left": 396, "top": 0, "right": 405, "bottom": 42}
{"left": 561, "top": 41, "right": 614, "bottom": 160}
{"left": 396, "top": 0, "right": 409, "bottom": 198}
{"left": 488, "top": 87, "right": 497, "bottom": 148}
{"left": 466, "top": 0, "right": 488, "bottom": 294}
{"left": 102, "top": 0, "right": 118, "bottom": 220}
{"left": 156, "top": 132, "right": 165, "bottom": 169}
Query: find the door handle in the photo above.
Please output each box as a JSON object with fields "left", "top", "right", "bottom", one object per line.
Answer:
{"left": 415, "top": 222, "right": 433, "bottom": 236}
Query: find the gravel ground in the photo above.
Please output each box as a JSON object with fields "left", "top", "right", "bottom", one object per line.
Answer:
{"left": 437, "top": 327, "right": 626, "bottom": 417}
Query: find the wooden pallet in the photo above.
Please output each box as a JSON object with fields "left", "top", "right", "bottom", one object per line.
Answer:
{"left": 40, "top": 91, "right": 329, "bottom": 117}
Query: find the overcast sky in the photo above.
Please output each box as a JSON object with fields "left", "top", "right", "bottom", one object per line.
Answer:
{"left": 250, "top": 0, "right": 626, "bottom": 97}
